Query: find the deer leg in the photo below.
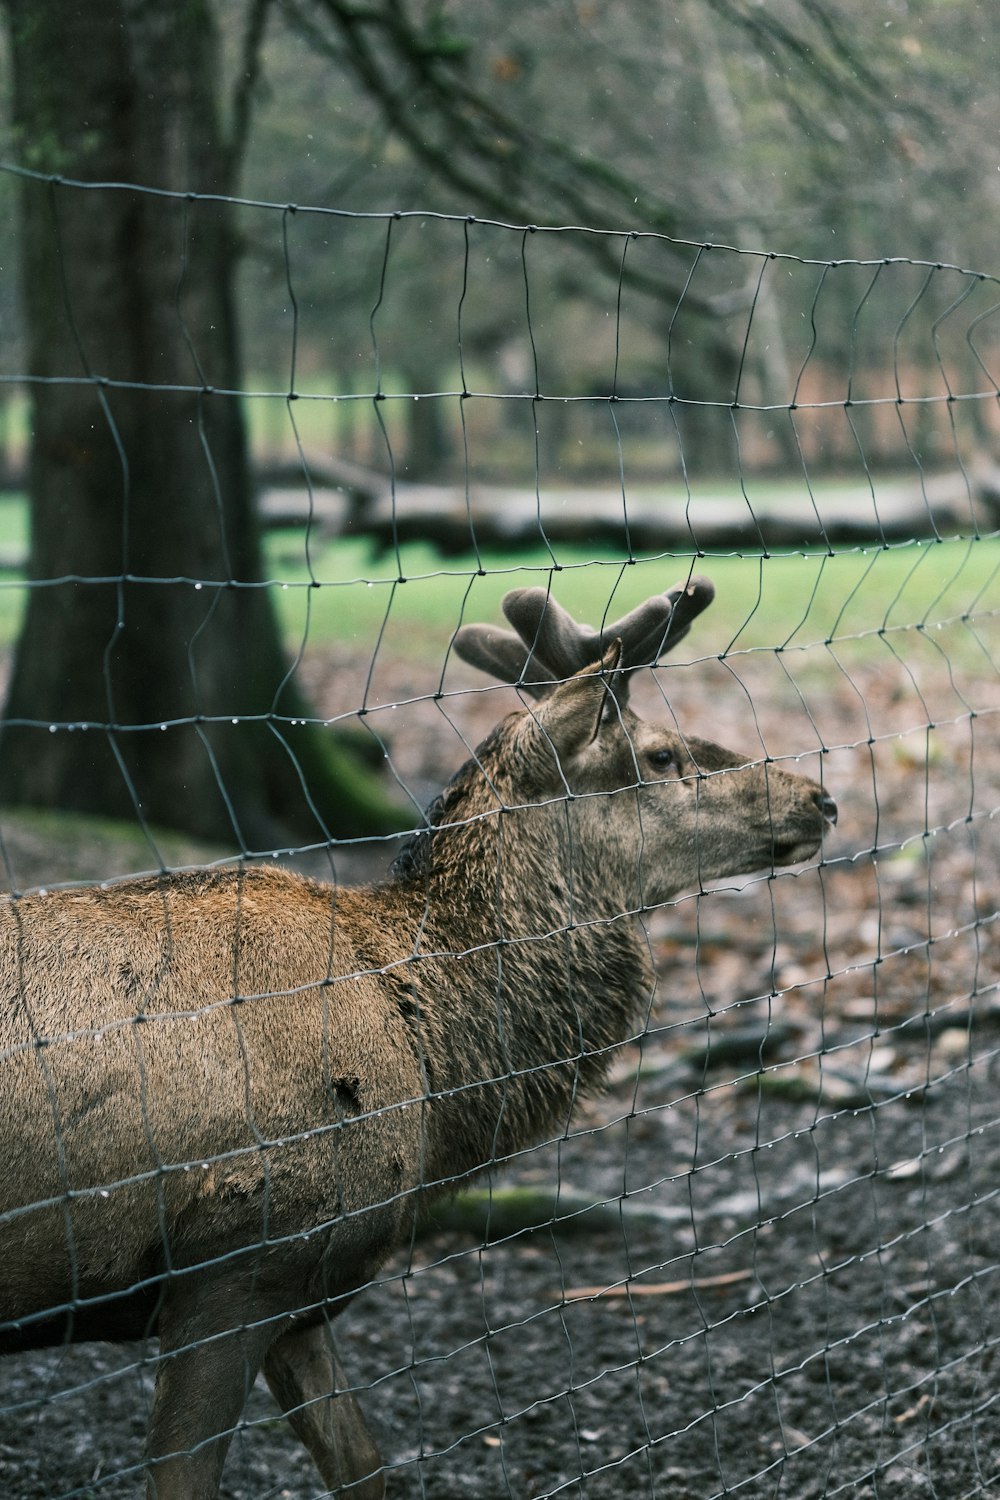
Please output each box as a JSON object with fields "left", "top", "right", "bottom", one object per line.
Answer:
{"left": 143, "top": 1288, "right": 280, "bottom": 1500}
{"left": 263, "top": 1317, "right": 385, "bottom": 1499}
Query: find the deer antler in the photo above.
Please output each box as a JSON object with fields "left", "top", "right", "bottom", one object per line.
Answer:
{"left": 453, "top": 575, "right": 715, "bottom": 699}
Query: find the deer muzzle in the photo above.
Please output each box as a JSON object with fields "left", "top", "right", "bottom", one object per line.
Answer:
{"left": 770, "top": 785, "right": 838, "bottom": 867}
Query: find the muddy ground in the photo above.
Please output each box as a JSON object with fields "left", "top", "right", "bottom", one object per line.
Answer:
{"left": 1, "top": 606, "right": 999, "bottom": 1499}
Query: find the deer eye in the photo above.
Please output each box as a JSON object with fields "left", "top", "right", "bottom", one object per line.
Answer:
{"left": 646, "top": 746, "right": 677, "bottom": 772}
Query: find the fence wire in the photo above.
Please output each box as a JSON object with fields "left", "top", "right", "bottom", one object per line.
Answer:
{"left": 0, "top": 172, "right": 999, "bottom": 1500}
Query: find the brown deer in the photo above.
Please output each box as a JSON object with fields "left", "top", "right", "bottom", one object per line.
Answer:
{"left": 0, "top": 577, "right": 835, "bottom": 1499}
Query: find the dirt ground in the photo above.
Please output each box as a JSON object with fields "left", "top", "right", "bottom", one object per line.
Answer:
{"left": 1, "top": 602, "right": 999, "bottom": 1500}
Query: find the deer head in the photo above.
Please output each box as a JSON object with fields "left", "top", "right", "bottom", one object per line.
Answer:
{"left": 451, "top": 577, "right": 836, "bottom": 910}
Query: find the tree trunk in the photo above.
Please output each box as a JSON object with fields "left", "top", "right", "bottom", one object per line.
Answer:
{"left": 0, "top": 0, "right": 402, "bottom": 850}
{"left": 399, "top": 365, "right": 454, "bottom": 480}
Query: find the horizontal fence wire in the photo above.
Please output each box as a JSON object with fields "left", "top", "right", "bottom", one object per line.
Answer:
{"left": 0, "top": 171, "right": 998, "bottom": 1500}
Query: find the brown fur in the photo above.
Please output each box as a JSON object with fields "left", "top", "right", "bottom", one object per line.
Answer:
{"left": 0, "top": 651, "right": 835, "bottom": 1498}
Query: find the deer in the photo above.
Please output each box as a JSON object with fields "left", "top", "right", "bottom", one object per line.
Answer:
{"left": 0, "top": 575, "right": 836, "bottom": 1499}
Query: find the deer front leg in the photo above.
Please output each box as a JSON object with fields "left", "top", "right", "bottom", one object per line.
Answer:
{"left": 263, "top": 1317, "right": 385, "bottom": 1499}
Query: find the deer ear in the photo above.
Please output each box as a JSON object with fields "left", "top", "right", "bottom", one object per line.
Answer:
{"left": 535, "top": 641, "right": 622, "bottom": 758}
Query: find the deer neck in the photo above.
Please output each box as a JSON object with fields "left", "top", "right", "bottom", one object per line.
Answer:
{"left": 417, "top": 796, "right": 635, "bottom": 941}
{"left": 388, "top": 798, "right": 650, "bottom": 1175}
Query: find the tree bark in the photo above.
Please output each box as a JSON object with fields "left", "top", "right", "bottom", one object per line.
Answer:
{"left": 0, "top": 0, "right": 402, "bottom": 850}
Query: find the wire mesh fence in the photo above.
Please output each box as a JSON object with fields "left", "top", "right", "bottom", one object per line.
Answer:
{"left": 0, "top": 173, "right": 999, "bottom": 1499}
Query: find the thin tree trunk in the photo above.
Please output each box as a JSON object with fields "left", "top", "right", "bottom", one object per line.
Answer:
{"left": 686, "top": 0, "right": 798, "bottom": 470}
{"left": 399, "top": 364, "right": 453, "bottom": 479}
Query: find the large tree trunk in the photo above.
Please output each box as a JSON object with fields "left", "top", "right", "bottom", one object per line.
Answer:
{"left": 0, "top": 0, "right": 401, "bottom": 850}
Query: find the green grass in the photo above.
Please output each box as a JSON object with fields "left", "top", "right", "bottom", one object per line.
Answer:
{"left": 0, "top": 487, "right": 995, "bottom": 664}
{"left": 0, "top": 492, "right": 29, "bottom": 648}
{"left": 268, "top": 531, "right": 1000, "bottom": 665}
{"left": 0, "top": 491, "right": 28, "bottom": 550}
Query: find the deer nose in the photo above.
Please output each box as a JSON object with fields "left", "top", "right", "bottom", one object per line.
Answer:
{"left": 814, "top": 790, "right": 838, "bottom": 826}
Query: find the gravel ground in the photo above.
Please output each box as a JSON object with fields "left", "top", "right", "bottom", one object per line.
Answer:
{"left": 1, "top": 604, "right": 998, "bottom": 1500}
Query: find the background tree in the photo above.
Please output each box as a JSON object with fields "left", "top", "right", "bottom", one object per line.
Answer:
{"left": 0, "top": 0, "right": 405, "bottom": 850}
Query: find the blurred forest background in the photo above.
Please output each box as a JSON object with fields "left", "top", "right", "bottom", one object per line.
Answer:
{"left": 233, "top": 0, "right": 1000, "bottom": 483}
{"left": 1, "top": 0, "right": 998, "bottom": 485}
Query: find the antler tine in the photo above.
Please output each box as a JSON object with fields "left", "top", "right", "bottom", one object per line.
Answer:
{"left": 501, "top": 588, "right": 602, "bottom": 679}
{"left": 452, "top": 575, "right": 715, "bottom": 698}
{"left": 449, "top": 588, "right": 595, "bottom": 698}
{"left": 605, "top": 575, "right": 715, "bottom": 670}
{"left": 452, "top": 588, "right": 601, "bottom": 699}
{"left": 449, "top": 622, "right": 551, "bottom": 698}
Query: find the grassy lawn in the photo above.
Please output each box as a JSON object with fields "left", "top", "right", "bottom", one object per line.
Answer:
{"left": 0, "top": 487, "right": 995, "bottom": 666}
{"left": 268, "top": 530, "right": 1000, "bottom": 667}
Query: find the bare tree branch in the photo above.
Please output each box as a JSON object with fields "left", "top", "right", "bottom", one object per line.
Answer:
{"left": 284, "top": 0, "right": 731, "bottom": 318}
